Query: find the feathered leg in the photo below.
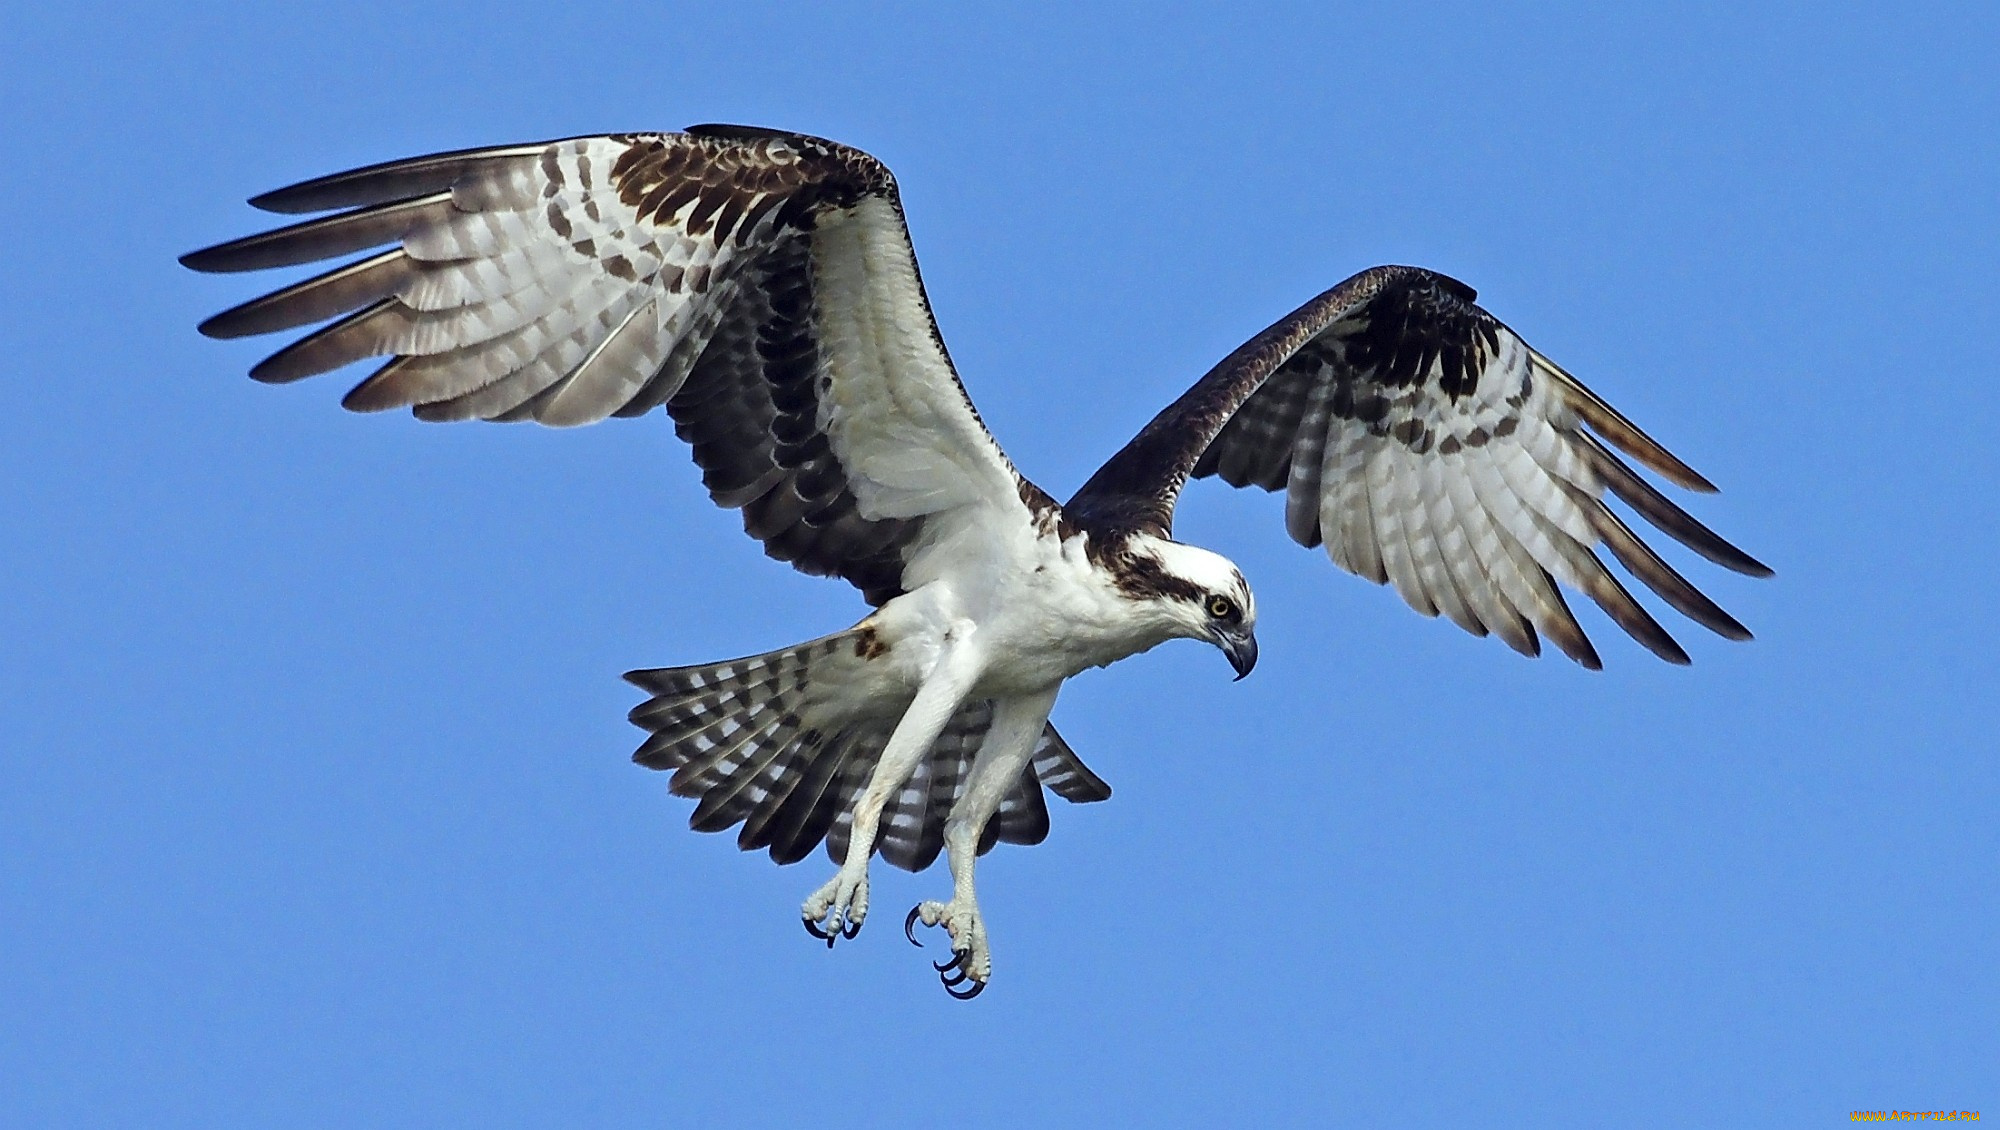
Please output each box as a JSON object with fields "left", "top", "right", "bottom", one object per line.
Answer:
{"left": 907, "top": 686, "right": 1060, "bottom": 995}
{"left": 801, "top": 644, "right": 981, "bottom": 940}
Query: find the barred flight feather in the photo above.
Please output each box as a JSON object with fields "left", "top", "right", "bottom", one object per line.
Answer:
{"left": 181, "top": 127, "right": 1039, "bottom": 609}
{"left": 1073, "top": 264, "right": 1770, "bottom": 667}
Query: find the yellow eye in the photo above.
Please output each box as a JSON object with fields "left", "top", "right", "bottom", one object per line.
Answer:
{"left": 1208, "top": 596, "right": 1235, "bottom": 619}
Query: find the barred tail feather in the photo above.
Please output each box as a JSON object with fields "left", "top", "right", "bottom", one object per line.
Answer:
{"left": 625, "top": 631, "right": 1111, "bottom": 872}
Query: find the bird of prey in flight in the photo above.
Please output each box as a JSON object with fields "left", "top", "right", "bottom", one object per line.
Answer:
{"left": 182, "top": 125, "right": 1768, "bottom": 998}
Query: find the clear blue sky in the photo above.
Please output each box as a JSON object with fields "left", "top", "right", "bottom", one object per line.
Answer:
{"left": 3, "top": 3, "right": 1993, "bottom": 1126}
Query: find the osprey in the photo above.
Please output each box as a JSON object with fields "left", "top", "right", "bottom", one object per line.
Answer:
{"left": 182, "top": 125, "right": 1768, "bottom": 998}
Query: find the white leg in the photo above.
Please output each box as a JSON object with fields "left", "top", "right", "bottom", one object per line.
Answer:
{"left": 801, "top": 642, "right": 981, "bottom": 941}
{"left": 910, "top": 685, "right": 1059, "bottom": 994}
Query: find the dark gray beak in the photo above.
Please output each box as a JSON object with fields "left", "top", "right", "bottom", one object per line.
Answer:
{"left": 1218, "top": 629, "right": 1259, "bottom": 681}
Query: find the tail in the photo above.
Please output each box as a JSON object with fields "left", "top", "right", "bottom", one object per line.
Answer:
{"left": 624, "top": 629, "right": 1111, "bottom": 872}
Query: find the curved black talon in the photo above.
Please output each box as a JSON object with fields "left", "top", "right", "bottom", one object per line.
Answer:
{"left": 841, "top": 917, "right": 861, "bottom": 940}
{"left": 905, "top": 912, "right": 986, "bottom": 999}
{"left": 933, "top": 949, "right": 986, "bottom": 998}
{"left": 803, "top": 916, "right": 837, "bottom": 949}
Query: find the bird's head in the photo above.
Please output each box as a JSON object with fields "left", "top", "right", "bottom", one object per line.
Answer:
{"left": 1113, "top": 536, "right": 1259, "bottom": 680}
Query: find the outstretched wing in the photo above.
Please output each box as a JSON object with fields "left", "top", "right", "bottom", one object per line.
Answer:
{"left": 182, "top": 126, "right": 1033, "bottom": 604}
{"left": 1070, "top": 265, "right": 1770, "bottom": 667}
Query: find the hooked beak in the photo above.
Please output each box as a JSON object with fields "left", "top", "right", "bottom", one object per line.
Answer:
{"left": 1217, "top": 628, "right": 1259, "bottom": 681}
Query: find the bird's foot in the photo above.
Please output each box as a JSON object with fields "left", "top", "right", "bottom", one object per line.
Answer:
{"left": 903, "top": 898, "right": 990, "bottom": 999}
{"left": 801, "top": 868, "right": 869, "bottom": 948}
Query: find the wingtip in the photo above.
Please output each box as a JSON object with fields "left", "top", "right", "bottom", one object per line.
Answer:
{"left": 180, "top": 245, "right": 234, "bottom": 274}
{"left": 248, "top": 184, "right": 336, "bottom": 215}
{"left": 1705, "top": 611, "right": 1756, "bottom": 643}
{"left": 339, "top": 387, "right": 400, "bottom": 414}
{"left": 246, "top": 355, "right": 303, "bottom": 384}
{"left": 1507, "top": 631, "right": 1544, "bottom": 661}
{"left": 1643, "top": 626, "right": 1693, "bottom": 666}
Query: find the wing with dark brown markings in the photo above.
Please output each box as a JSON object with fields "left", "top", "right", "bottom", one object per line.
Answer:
{"left": 182, "top": 126, "right": 1034, "bottom": 604}
{"left": 1072, "top": 265, "right": 1770, "bottom": 667}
